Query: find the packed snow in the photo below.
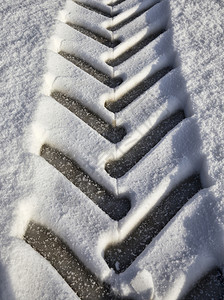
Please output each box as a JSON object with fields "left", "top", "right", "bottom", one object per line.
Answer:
{"left": 0, "top": 0, "right": 224, "bottom": 299}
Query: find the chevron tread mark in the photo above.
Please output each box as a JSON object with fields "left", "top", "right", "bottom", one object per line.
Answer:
{"left": 73, "top": 0, "right": 114, "bottom": 17}
{"left": 24, "top": 222, "right": 130, "bottom": 300}
{"left": 59, "top": 51, "right": 123, "bottom": 88}
{"left": 104, "top": 174, "right": 202, "bottom": 273}
{"left": 51, "top": 91, "right": 126, "bottom": 143}
{"left": 67, "top": 22, "right": 120, "bottom": 47}
{"left": 106, "top": 28, "right": 166, "bottom": 67}
{"left": 41, "top": 144, "right": 131, "bottom": 220}
{"left": 105, "top": 67, "right": 173, "bottom": 113}
{"left": 105, "top": 110, "right": 185, "bottom": 178}
{"left": 107, "top": 0, "right": 160, "bottom": 31}
{"left": 108, "top": 0, "right": 126, "bottom": 7}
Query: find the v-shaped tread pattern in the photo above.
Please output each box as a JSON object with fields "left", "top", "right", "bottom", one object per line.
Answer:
{"left": 22, "top": 0, "right": 221, "bottom": 299}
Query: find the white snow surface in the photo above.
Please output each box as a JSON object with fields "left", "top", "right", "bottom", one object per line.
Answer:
{"left": 0, "top": 0, "right": 224, "bottom": 299}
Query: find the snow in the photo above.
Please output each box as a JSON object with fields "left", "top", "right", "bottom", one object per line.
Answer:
{"left": 131, "top": 269, "right": 154, "bottom": 299}
{"left": 0, "top": 0, "right": 224, "bottom": 299}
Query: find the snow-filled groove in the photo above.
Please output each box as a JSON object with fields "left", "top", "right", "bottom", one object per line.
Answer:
{"left": 40, "top": 144, "right": 131, "bottom": 220}
{"left": 104, "top": 174, "right": 202, "bottom": 273}
{"left": 182, "top": 269, "right": 224, "bottom": 299}
{"left": 51, "top": 91, "right": 126, "bottom": 143}
{"left": 24, "top": 222, "right": 131, "bottom": 300}
{"left": 105, "top": 110, "right": 185, "bottom": 178}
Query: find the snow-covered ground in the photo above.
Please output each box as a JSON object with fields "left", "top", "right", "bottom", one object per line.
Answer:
{"left": 0, "top": 0, "right": 224, "bottom": 299}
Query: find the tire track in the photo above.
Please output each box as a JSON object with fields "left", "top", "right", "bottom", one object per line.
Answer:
{"left": 23, "top": 0, "right": 207, "bottom": 298}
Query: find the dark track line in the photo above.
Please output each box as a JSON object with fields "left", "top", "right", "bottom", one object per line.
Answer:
{"left": 105, "top": 66, "right": 172, "bottom": 112}
{"left": 107, "top": 29, "right": 166, "bottom": 67}
{"left": 24, "top": 222, "right": 129, "bottom": 300}
{"left": 107, "top": 0, "right": 160, "bottom": 31}
{"left": 108, "top": 0, "right": 126, "bottom": 6}
{"left": 59, "top": 51, "right": 123, "bottom": 88}
{"left": 105, "top": 111, "right": 185, "bottom": 178}
{"left": 73, "top": 0, "right": 115, "bottom": 18}
{"left": 182, "top": 268, "right": 224, "bottom": 300}
{"left": 104, "top": 174, "right": 202, "bottom": 273}
{"left": 67, "top": 23, "right": 120, "bottom": 48}
{"left": 51, "top": 91, "right": 126, "bottom": 144}
{"left": 40, "top": 145, "right": 130, "bottom": 221}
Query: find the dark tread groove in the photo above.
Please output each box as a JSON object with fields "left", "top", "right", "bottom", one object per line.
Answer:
{"left": 40, "top": 145, "right": 131, "bottom": 221}
{"left": 108, "top": 0, "right": 126, "bottom": 6}
{"left": 67, "top": 22, "right": 120, "bottom": 48}
{"left": 105, "top": 111, "right": 185, "bottom": 178}
{"left": 24, "top": 222, "right": 128, "bottom": 300}
{"left": 105, "top": 66, "right": 172, "bottom": 112}
{"left": 51, "top": 91, "right": 126, "bottom": 144}
{"left": 59, "top": 51, "right": 123, "bottom": 88}
{"left": 182, "top": 268, "right": 224, "bottom": 300}
{"left": 104, "top": 174, "right": 202, "bottom": 273}
{"left": 107, "top": 29, "right": 166, "bottom": 67}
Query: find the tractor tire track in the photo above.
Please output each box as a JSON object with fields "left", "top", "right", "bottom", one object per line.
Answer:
{"left": 22, "top": 0, "right": 215, "bottom": 299}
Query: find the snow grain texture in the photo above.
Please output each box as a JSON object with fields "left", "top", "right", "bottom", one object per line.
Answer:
{"left": 0, "top": 0, "right": 76, "bottom": 299}
{"left": 0, "top": 0, "right": 224, "bottom": 299}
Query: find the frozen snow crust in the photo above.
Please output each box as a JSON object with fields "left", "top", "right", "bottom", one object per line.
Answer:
{"left": 0, "top": 0, "right": 224, "bottom": 299}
